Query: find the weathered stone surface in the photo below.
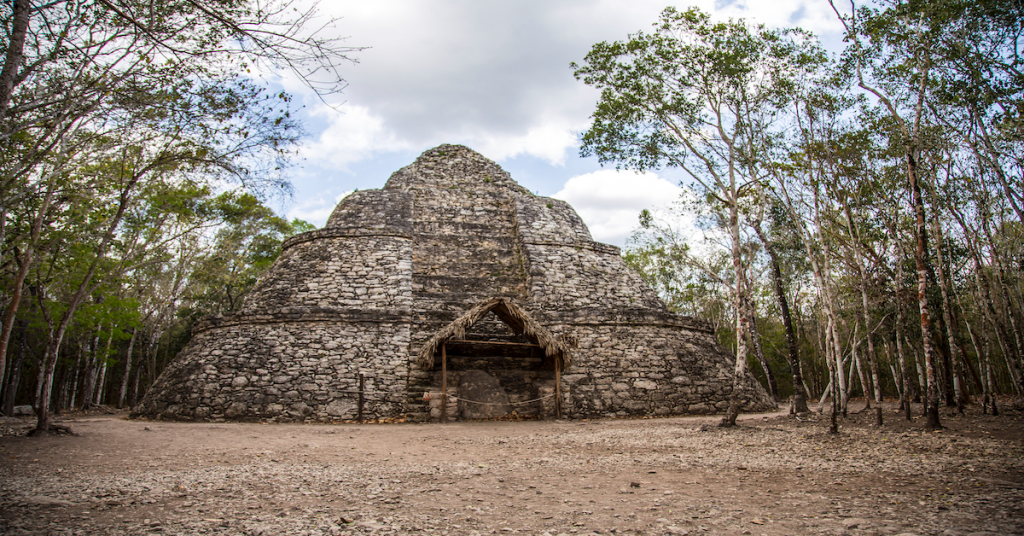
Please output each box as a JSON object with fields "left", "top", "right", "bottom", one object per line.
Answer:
{"left": 457, "top": 370, "right": 512, "bottom": 420}
{"left": 133, "top": 144, "right": 775, "bottom": 422}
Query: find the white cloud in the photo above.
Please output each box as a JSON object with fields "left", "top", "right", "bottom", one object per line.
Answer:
{"left": 300, "top": 105, "right": 413, "bottom": 170}
{"left": 717, "top": 0, "right": 845, "bottom": 37}
{"left": 552, "top": 169, "right": 683, "bottom": 247}
{"left": 276, "top": 0, "right": 849, "bottom": 219}
{"left": 287, "top": 190, "right": 353, "bottom": 227}
{"left": 474, "top": 121, "right": 579, "bottom": 166}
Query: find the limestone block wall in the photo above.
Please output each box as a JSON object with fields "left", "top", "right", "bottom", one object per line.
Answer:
{"left": 242, "top": 235, "right": 413, "bottom": 311}
{"left": 135, "top": 188, "right": 418, "bottom": 422}
{"left": 325, "top": 189, "right": 414, "bottom": 233}
{"left": 514, "top": 197, "right": 593, "bottom": 244}
{"left": 522, "top": 242, "right": 667, "bottom": 315}
{"left": 550, "top": 324, "right": 774, "bottom": 417}
{"left": 135, "top": 144, "right": 777, "bottom": 423}
{"left": 392, "top": 163, "right": 528, "bottom": 311}
{"left": 514, "top": 196, "right": 666, "bottom": 314}
{"left": 406, "top": 189, "right": 525, "bottom": 304}
{"left": 511, "top": 191, "right": 774, "bottom": 416}
{"left": 133, "top": 320, "right": 411, "bottom": 421}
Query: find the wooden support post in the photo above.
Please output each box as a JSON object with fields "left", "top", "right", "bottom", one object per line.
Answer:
{"left": 441, "top": 343, "right": 448, "bottom": 423}
{"left": 357, "top": 373, "right": 365, "bottom": 423}
{"left": 555, "top": 356, "right": 562, "bottom": 419}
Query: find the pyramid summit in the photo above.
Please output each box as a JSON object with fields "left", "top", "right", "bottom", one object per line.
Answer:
{"left": 134, "top": 144, "right": 774, "bottom": 422}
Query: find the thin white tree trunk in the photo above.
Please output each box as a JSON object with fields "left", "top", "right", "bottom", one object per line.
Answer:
{"left": 94, "top": 326, "right": 114, "bottom": 406}
{"left": 844, "top": 206, "right": 882, "bottom": 403}
{"left": 118, "top": 328, "right": 139, "bottom": 408}
{"left": 720, "top": 197, "right": 751, "bottom": 427}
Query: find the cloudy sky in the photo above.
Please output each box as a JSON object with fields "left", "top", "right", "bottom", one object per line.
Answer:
{"left": 275, "top": 0, "right": 845, "bottom": 247}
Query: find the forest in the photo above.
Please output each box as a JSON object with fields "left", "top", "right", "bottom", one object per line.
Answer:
{"left": 575, "top": 1, "right": 1024, "bottom": 429}
{"left": 0, "top": 0, "right": 357, "bottom": 434}
{"left": 1, "top": 0, "right": 1022, "bottom": 435}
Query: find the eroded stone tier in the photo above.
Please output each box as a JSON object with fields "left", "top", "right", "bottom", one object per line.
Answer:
{"left": 134, "top": 145, "right": 775, "bottom": 422}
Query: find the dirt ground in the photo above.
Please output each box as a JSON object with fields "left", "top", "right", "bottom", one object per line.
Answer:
{"left": 1, "top": 401, "right": 1022, "bottom": 536}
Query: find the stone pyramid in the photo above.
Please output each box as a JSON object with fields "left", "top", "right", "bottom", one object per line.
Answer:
{"left": 134, "top": 145, "right": 774, "bottom": 422}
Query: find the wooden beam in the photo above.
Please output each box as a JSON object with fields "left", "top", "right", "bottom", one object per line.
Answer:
{"left": 441, "top": 342, "right": 447, "bottom": 423}
{"left": 446, "top": 339, "right": 542, "bottom": 348}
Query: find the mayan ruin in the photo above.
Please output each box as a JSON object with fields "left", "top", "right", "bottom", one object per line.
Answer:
{"left": 133, "top": 144, "right": 775, "bottom": 422}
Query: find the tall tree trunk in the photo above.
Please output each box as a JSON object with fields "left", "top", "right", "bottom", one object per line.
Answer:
{"left": 118, "top": 328, "right": 139, "bottom": 408}
{"left": 745, "top": 297, "right": 780, "bottom": 402}
{"left": 910, "top": 341, "right": 926, "bottom": 405}
{"left": 812, "top": 190, "right": 846, "bottom": 415}
{"left": 894, "top": 256, "right": 911, "bottom": 415}
{"left": 720, "top": 200, "right": 751, "bottom": 428}
{"left": 931, "top": 221, "right": 965, "bottom": 412}
{"left": 974, "top": 261, "right": 1021, "bottom": 393}
{"left": 94, "top": 325, "right": 113, "bottom": 406}
{"left": 982, "top": 219, "right": 1024, "bottom": 394}
{"left": 948, "top": 203, "right": 1022, "bottom": 394}
{"left": 952, "top": 293, "right": 985, "bottom": 394}
{"left": 34, "top": 309, "right": 83, "bottom": 433}
{"left": 843, "top": 205, "right": 883, "bottom": 404}
{"left": 907, "top": 149, "right": 941, "bottom": 429}
{"left": 828, "top": 347, "right": 839, "bottom": 434}
{"left": 816, "top": 317, "right": 833, "bottom": 414}
{"left": 94, "top": 361, "right": 107, "bottom": 406}
{"left": 829, "top": 316, "right": 848, "bottom": 415}
{"left": 0, "top": 0, "right": 30, "bottom": 122}
{"left": 964, "top": 311, "right": 994, "bottom": 414}
{"left": 0, "top": 188, "right": 55, "bottom": 403}
{"left": 816, "top": 377, "right": 833, "bottom": 413}
{"left": 79, "top": 333, "right": 99, "bottom": 410}
{"left": 31, "top": 173, "right": 140, "bottom": 435}
{"left": 69, "top": 352, "right": 82, "bottom": 410}
{"left": 753, "top": 221, "right": 808, "bottom": 412}
{"left": 853, "top": 337, "right": 871, "bottom": 409}
{"left": 901, "top": 336, "right": 914, "bottom": 421}
{"left": 808, "top": 190, "right": 846, "bottom": 415}
{"left": 50, "top": 362, "right": 64, "bottom": 416}
{"left": 129, "top": 323, "right": 166, "bottom": 409}
{"left": 985, "top": 339, "right": 999, "bottom": 416}
{"left": 2, "top": 319, "right": 29, "bottom": 416}
{"left": 884, "top": 340, "right": 903, "bottom": 403}
{"left": 128, "top": 351, "right": 143, "bottom": 408}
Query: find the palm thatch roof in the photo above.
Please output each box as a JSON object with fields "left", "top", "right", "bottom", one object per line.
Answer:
{"left": 416, "top": 298, "right": 571, "bottom": 370}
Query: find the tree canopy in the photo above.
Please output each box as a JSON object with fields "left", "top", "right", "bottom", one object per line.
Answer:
{"left": 576, "top": 1, "right": 1024, "bottom": 429}
{"left": 0, "top": 0, "right": 359, "bottom": 432}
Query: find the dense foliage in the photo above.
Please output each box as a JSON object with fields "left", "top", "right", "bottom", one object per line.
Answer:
{"left": 577, "top": 1, "right": 1024, "bottom": 428}
{"left": 0, "top": 0, "right": 357, "bottom": 432}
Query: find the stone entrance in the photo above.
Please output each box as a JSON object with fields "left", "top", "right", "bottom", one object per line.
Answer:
{"left": 418, "top": 299, "right": 570, "bottom": 421}
{"left": 441, "top": 331, "right": 556, "bottom": 419}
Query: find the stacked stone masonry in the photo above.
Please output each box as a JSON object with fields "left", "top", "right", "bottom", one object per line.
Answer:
{"left": 134, "top": 145, "right": 775, "bottom": 422}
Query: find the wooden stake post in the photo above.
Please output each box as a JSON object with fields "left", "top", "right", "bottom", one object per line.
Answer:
{"left": 555, "top": 356, "right": 562, "bottom": 418}
{"left": 357, "top": 373, "right": 365, "bottom": 423}
{"left": 441, "top": 343, "right": 448, "bottom": 423}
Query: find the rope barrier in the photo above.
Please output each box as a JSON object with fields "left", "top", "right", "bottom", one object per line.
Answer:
{"left": 329, "top": 389, "right": 555, "bottom": 406}
{"left": 331, "top": 389, "right": 401, "bottom": 402}
{"left": 444, "top": 393, "right": 555, "bottom": 407}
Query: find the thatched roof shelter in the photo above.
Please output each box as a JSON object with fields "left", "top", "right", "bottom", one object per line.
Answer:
{"left": 417, "top": 298, "right": 571, "bottom": 370}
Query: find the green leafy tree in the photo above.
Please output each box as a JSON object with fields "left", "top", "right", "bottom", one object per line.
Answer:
{"left": 183, "top": 191, "right": 311, "bottom": 318}
{"left": 0, "top": 0, "right": 361, "bottom": 429}
{"left": 574, "top": 6, "right": 825, "bottom": 425}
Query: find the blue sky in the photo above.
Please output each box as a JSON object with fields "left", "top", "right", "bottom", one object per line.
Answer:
{"left": 271, "top": 0, "right": 845, "bottom": 247}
